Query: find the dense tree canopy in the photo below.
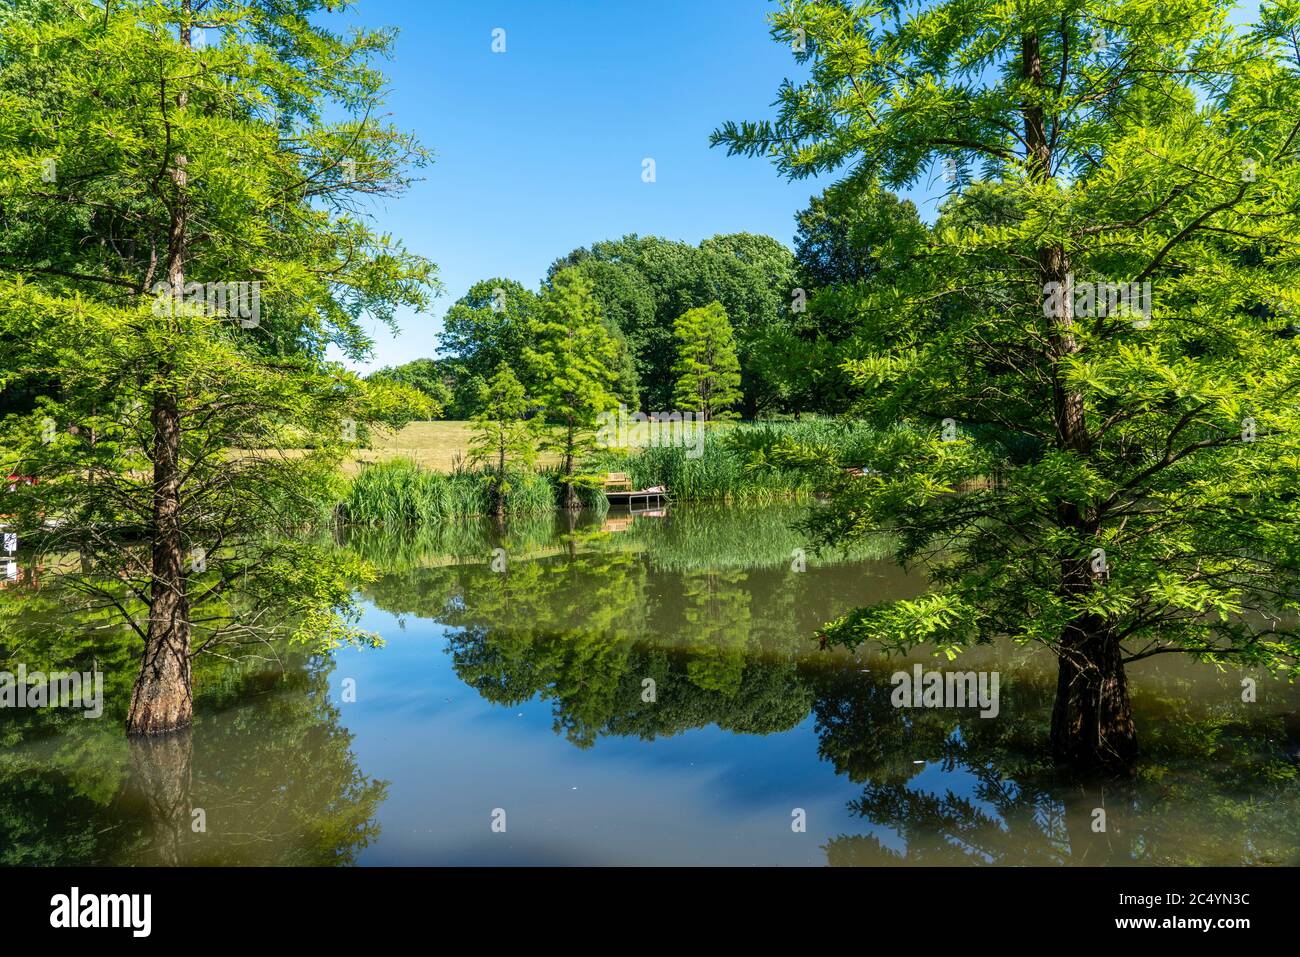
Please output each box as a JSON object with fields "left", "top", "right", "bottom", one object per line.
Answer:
{"left": 550, "top": 232, "right": 797, "bottom": 414}
{"left": 437, "top": 279, "right": 539, "bottom": 417}
{"left": 716, "top": 0, "right": 1300, "bottom": 770}
{"left": 524, "top": 269, "right": 621, "bottom": 508}
{"left": 0, "top": 0, "right": 436, "bottom": 734}
{"left": 672, "top": 301, "right": 743, "bottom": 421}
{"left": 367, "top": 359, "right": 452, "bottom": 417}
{"left": 772, "top": 181, "right": 931, "bottom": 414}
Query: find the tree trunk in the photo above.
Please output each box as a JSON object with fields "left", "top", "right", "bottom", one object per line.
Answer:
{"left": 493, "top": 436, "right": 506, "bottom": 517}
{"left": 129, "top": 6, "right": 192, "bottom": 736}
{"left": 1050, "top": 617, "right": 1137, "bottom": 772}
{"left": 127, "top": 390, "right": 193, "bottom": 735}
{"left": 1022, "top": 29, "right": 1136, "bottom": 771}
{"left": 562, "top": 420, "right": 580, "bottom": 510}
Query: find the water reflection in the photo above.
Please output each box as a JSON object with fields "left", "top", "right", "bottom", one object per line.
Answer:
{"left": 352, "top": 506, "right": 1300, "bottom": 866}
{"left": 808, "top": 663, "right": 1300, "bottom": 865}
{"left": 2, "top": 506, "right": 1297, "bottom": 865}
{"left": 0, "top": 652, "right": 385, "bottom": 865}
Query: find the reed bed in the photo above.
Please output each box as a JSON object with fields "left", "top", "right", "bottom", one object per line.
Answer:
{"left": 340, "top": 420, "right": 885, "bottom": 525}
{"left": 588, "top": 418, "right": 881, "bottom": 504}
{"left": 340, "top": 459, "right": 556, "bottom": 526}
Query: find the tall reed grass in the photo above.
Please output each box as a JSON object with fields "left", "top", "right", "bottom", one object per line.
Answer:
{"left": 341, "top": 420, "right": 883, "bottom": 525}
{"left": 588, "top": 418, "right": 881, "bottom": 504}
{"left": 340, "top": 459, "right": 556, "bottom": 526}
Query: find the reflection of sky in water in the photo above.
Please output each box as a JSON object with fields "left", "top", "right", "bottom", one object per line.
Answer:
{"left": 334, "top": 603, "right": 886, "bottom": 866}
{"left": 4, "top": 505, "right": 1297, "bottom": 866}
{"left": 321, "top": 579, "right": 1300, "bottom": 866}
{"left": 291, "top": 504, "right": 1300, "bottom": 867}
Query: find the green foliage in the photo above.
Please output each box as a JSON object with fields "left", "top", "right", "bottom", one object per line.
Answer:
{"left": 341, "top": 458, "right": 555, "bottom": 525}
{"left": 671, "top": 301, "right": 743, "bottom": 420}
{"left": 367, "top": 359, "right": 452, "bottom": 418}
{"left": 525, "top": 269, "right": 621, "bottom": 502}
{"left": 0, "top": 0, "right": 437, "bottom": 675}
{"left": 589, "top": 419, "right": 881, "bottom": 504}
{"left": 437, "top": 279, "right": 539, "bottom": 416}
{"left": 550, "top": 232, "right": 797, "bottom": 413}
{"left": 714, "top": 0, "right": 1300, "bottom": 749}
{"left": 794, "top": 179, "right": 926, "bottom": 291}
{"left": 778, "top": 181, "right": 930, "bottom": 413}
{"left": 468, "top": 362, "right": 538, "bottom": 514}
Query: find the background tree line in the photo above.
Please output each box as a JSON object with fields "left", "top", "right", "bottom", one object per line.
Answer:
{"left": 371, "top": 207, "right": 938, "bottom": 423}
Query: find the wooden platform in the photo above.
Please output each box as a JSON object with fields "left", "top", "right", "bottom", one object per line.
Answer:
{"left": 604, "top": 489, "right": 670, "bottom": 510}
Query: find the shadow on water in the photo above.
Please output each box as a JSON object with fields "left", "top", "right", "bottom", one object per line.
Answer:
{"left": 2, "top": 505, "right": 1298, "bottom": 864}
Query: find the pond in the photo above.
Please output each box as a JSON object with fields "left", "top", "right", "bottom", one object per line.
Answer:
{"left": 2, "top": 505, "right": 1298, "bottom": 865}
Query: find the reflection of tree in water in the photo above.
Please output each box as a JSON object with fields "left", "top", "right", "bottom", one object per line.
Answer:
{"left": 608, "top": 647, "right": 813, "bottom": 740}
{"left": 679, "top": 570, "right": 752, "bottom": 696}
{"left": 357, "top": 510, "right": 1300, "bottom": 866}
{"left": 127, "top": 732, "right": 193, "bottom": 866}
{"left": 392, "top": 550, "right": 817, "bottom": 747}
{"left": 806, "top": 663, "right": 1300, "bottom": 866}
{"left": 442, "top": 551, "right": 644, "bottom": 748}
{"left": 0, "top": 650, "right": 385, "bottom": 865}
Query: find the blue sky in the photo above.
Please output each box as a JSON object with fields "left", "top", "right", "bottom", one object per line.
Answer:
{"left": 334, "top": 0, "right": 1261, "bottom": 373}
{"left": 332, "top": 0, "right": 836, "bottom": 372}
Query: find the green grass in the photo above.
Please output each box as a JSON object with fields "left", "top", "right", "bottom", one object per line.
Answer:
{"left": 340, "top": 418, "right": 884, "bottom": 524}
{"left": 339, "top": 458, "right": 557, "bottom": 526}
{"left": 588, "top": 418, "right": 881, "bottom": 504}
{"left": 348, "top": 420, "right": 559, "bottom": 475}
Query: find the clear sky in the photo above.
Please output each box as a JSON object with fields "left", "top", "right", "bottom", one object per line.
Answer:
{"left": 331, "top": 0, "right": 838, "bottom": 373}
{"left": 334, "top": 0, "right": 1262, "bottom": 374}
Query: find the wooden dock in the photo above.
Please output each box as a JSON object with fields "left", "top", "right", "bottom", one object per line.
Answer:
{"left": 601, "top": 472, "right": 669, "bottom": 512}
{"left": 604, "top": 488, "right": 670, "bottom": 510}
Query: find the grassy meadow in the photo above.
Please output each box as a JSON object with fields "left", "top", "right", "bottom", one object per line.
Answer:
{"left": 346, "top": 421, "right": 506, "bottom": 475}
{"left": 347, "top": 419, "right": 736, "bottom": 475}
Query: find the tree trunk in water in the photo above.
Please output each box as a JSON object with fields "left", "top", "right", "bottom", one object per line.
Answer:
{"left": 128, "top": 728, "right": 193, "bottom": 864}
{"left": 1050, "top": 619, "right": 1137, "bottom": 772}
{"left": 1021, "top": 30, "right": 1135, "bottom": 771}
{"left": 130, "top": 8, "right": 192, "bottom": 735}
{"left": 127, "top": 390, "right": 193, "bottom": 735}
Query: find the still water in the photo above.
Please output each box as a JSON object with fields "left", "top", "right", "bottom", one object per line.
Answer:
{"left": 2, "top": 505, "right": 1299, "bottom": 865}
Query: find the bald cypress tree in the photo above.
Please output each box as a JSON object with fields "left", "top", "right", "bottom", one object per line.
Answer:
{"left": 0, "top": 0, "right": 435, "bottom": 734}
{"left": 716, "top": 1, "right": 1300, "bottom": 770}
